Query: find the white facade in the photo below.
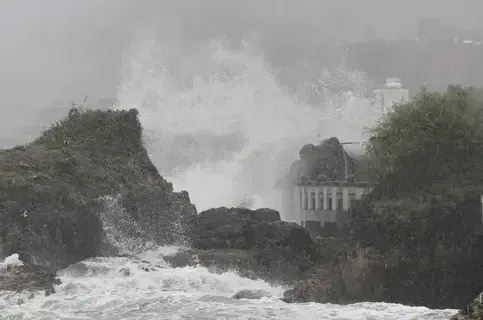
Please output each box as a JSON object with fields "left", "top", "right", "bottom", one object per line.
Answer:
{"left": 293, "top": 180, "right": 374, "bottom": 229}
{"left": 373, "top": 78, "right": 410, "bottom": 113}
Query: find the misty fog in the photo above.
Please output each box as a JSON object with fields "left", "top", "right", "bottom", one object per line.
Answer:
{"left": 1, "top": 0, "right": 481, "bottom": 110}
{"left": 2, "top": 0, "right": 483, "bottom": 211}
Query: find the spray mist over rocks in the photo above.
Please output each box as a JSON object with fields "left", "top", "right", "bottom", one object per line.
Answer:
{"left": 116, "top": 37, "right": 383, "bottom": 216}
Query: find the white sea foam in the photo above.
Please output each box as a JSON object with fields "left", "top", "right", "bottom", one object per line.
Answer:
{"left": 0, "top": 254, "right": 24, "bottom": 270}
{"left": 0, "top": 247, "right": 457, "bottom": 319}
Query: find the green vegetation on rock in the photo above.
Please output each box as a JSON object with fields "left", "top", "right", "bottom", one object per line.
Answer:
{"left": 367, "top": 85, "right": 483, "bottom": 192}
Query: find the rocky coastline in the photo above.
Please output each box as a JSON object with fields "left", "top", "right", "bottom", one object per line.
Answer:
{"left": 1, "top": 90, "right": 483, "bottom": 320}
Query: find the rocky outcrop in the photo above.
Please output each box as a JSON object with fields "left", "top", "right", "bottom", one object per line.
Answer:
{"left": 232, "top": 289, "right": 271, "bottom": 300}
{"left": 451, "top": 293, "right": 483, "bottom": 320}
{"left": 166, "top": 207, "right": 319, "bottom": 284}
{"left": 282, "top": 245, "right": 386, "bottom": 305}
{"left": 0, "top": 264, "right": 60, "bottom": 294}
{"left": 0, "top": 107, "right": 196, "bottom": 273}
{"left": 276, "top": 137, "right": 354, "bottom": 188}
{"left": 191, "top": 207, "right": 281, "bottom": 249}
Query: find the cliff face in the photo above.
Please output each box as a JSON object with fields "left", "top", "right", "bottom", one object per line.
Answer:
{"left": 0, "top": 107, "right": 196, "bottom": 269}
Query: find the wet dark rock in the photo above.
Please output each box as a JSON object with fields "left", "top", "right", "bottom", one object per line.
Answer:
{"left": 167, "top": 207, "right": 319, "bottom": 285}
{"left": 275, "top": 137, "right": 353, "bottom": 190}
{"left": 0, "top": 108, "right": 196, "bottom": 270}
{"left": 450, "top": 293, "right": 483, "bottom": 320}
{"left": 191, "top": 207, "right": 281, "bottom": 250}
{"left": 232, "top": 289, "right": 271, "bottom": 300}
{"left": 0, "top": 264, "right": 60, "bottom": 293}
{"left": 119, "top": 268, "right": 131, "bottom": 276}
{"left": 164, "top": 250, "right": 202, "bottom": 268}
{"left": 44, "top": 287, "right": 55, "bottom": 296}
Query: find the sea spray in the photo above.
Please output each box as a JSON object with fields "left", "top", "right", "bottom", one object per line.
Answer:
{"left": 100, "top": 195, "right": 157, "bottom": 254}
{"left": 116, "top": 37, "right": 382, "bottom": 219}
{"left": 0, "top": 254, "right": 24, "bottom": 270}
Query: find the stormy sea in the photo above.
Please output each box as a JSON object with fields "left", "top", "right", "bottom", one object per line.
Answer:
{"left": 0, "top": 38, "right": 457, "bottom": 319}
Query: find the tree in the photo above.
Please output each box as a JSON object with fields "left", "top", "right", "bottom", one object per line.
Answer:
{"left": 346, "top": 86, "right": 483, "bottom": 308}
{"left": 366, "top": 85, "right": 483, "bottom": 192}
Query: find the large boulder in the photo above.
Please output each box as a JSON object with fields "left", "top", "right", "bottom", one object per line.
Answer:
{"left": 282, "top": 245, "right": 387, "bottom": 304}
{"left": 0, "top": 107, "right": 196, "bottom": 271}
{"left": 232, "top": 289, "right": 272, "bottom": 300}
{"left": 191, "top": 207, "right": 281, "bottom": 250}
{"left": 166, "top": 207, "right": 319, "bottom": 284}
{"left": 276, "top": 137, "right": 354, "bottom": 187}
{"left": 0, "top": 264, "right": 60, "bottom": 294}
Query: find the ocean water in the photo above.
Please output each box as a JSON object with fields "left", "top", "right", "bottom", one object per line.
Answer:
{"left": 0, "top": 36, "right": 458, "bottom": 319}
{"left": 0, "top": 249, "right": 457, "bottom": 320}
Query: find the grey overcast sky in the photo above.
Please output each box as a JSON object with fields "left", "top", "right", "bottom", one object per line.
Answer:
{"left": 0, "top": 0, "right": 481, "bottom": 113}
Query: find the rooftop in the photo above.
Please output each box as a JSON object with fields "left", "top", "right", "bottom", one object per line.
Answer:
{"left": 294, "top": 179, "right": 376, "bottom": 188}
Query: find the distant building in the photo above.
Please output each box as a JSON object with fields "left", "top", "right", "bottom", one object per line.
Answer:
{"left": 293, "top": 179, "right": 375, "bottom": 235}
{"left": 373, "top": 78, "right": 410, "bottom": 113}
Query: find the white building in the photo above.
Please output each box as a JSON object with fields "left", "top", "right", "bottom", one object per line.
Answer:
{"left": 293, "top": 179, "right": 374, "bottom": 234}
{"left": 373, "top": 78, "right": 410, "bottom": 113}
